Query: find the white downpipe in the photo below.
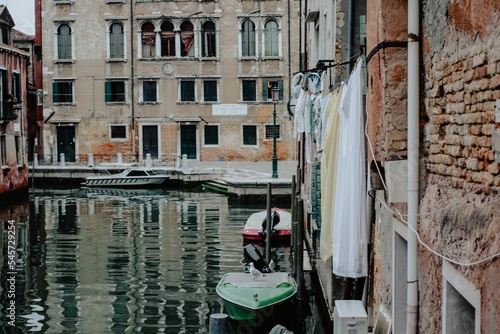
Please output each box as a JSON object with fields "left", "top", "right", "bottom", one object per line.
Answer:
{"left": 407, "top": 0, "right": 420, "bottom": 333}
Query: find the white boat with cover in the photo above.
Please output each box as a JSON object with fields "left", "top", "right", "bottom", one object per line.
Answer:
{"left": 83, "top": 168, "right": 170, "bottom": 188}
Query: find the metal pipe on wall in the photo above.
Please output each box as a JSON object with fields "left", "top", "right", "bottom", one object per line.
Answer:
{"left": 406, "top": 0, "right": 420, "bottom": 333}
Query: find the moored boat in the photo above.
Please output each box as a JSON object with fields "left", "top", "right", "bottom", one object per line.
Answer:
{"left": 216, "top": 271, "right": 297, "bottom": 321}
{"left": 83, "top": 168, "right": 170, "bottom": 188}
{"left": 216, "top": 244, "right": 297, "bottom": 323}
{"left": 241, "top": 208, "right": 292, "bottom": 242}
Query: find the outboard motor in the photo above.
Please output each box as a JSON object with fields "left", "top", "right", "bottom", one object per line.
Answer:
{"left": 243, "top": 244, "right": 271, "bottom": 273}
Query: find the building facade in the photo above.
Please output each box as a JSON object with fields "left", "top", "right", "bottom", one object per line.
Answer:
{"left": 38, "top": 0, "right": 300, "bottom": 166}
{"left": 298, "top": 0, "right": 499, "bottom": 333}
{"left": 0, "top": 5, "right": 30, "bottom": 200}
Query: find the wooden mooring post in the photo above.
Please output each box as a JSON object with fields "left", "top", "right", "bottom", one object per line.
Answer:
{"left": 296, "top": 198, "right": 305, "bottom": 300}
{"left": 208, "top": 313, "right": 228, "bottom": 334}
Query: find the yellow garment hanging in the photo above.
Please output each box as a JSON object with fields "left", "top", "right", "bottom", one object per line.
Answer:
{"left": 319, "top": 85, "right": 344, "bottom": 263}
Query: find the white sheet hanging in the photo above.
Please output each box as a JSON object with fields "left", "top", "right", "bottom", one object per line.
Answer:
{"left": 331, "top": 59, "right": 367, "bottom": 278}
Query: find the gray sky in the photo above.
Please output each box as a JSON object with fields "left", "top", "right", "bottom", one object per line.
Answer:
{"left": 1, "top": 0, "right": 35, "bottom": 35}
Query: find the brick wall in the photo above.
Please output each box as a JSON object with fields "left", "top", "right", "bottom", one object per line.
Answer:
{"left": 423, "top": 2, "right": 500, "bottom": 186}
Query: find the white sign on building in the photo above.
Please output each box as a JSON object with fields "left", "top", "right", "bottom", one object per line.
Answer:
{"left": 212, "top": 104, "right": 248, "bottom": 116}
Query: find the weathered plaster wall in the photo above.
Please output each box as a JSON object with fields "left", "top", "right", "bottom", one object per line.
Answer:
{"left": 367, "top": 0, "right": 500, "bottom": 332}
{"left": 420, "top": 0, "right": 500, "bottom": 332}
{"left": 419, "top": 178, "right": 500, "bottom": 333}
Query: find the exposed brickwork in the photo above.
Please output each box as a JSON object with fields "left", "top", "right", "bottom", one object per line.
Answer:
{"left": 418, "top": 1, "right": 500, "bottom": 332}
{"left": 424, "top": 9, "right": 500, "bottom": 187}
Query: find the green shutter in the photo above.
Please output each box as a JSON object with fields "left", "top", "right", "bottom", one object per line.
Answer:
{"left": 105, "top": 81, "right": 111, "bottom": 102}
{"left": 262, "top": 80, "right": 268, "bottom": 101}
{"left": 53, "top": 82, "right": 59, "bottom": 103}
{"left": 278, "top": 80, "right": 284, "bottom": 100}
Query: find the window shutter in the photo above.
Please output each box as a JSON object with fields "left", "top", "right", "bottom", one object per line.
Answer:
{"left": 262, "top": 80, "right": 268, "bottom": 101}
{"left": 53, "top": 82, "right": 59, "bottom": 103}
{"left": 278, "top": 80, "right": 284, "bottom": 100}
{"left": 105, "top": 82, "right": 111, "bottom": 102}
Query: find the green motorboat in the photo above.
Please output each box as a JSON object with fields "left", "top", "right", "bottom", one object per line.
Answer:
{"left": 216, "top": 271, "right": 297, "bottom": 321}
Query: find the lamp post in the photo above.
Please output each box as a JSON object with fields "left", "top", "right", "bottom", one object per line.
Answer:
{"left": 271, "top": 87, "right": 279, "bottom": 178}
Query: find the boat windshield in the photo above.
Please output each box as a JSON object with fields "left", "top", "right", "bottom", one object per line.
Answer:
{"left": 126, "top": 170, "right": 149, "bottom": 177}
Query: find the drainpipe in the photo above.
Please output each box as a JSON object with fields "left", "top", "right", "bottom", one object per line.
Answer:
{"left": 407, "top": 0, "right": 419, "bottom": 333}
{"left": 347, "top": 0, "right": 354, "bottom": 75}
{"left": 130, "top": 0, "right": 136, "bottom": 159}
{"left": 287, "top": 0, "right": 291, "bottom": 96}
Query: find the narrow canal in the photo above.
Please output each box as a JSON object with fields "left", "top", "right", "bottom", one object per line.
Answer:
{"left": 0, "top": 188, "right": 329, "bottom": 333}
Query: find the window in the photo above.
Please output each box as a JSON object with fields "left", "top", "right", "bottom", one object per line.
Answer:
{"left": 180, "top": 80, "right": 195, "bottom": 102}
{"left": 160, "top": 21, "right": 175, "bottom": 57}
{"left": 204, "top": 125, "right": 219, "bottom": 146}
{"left": 262, "top": 79, "right": 283, "bottom": 101}
{"left": 201, "top": 21, "right": 217, "bottom": 57}
{"left": 0, "top": 136, "right": 6, "bottom": 165}
{"left": 141, "top": 22, "right": 156, "bottom": 58}
{"left": 242, "top": 125, "right": 257, "bottom": 146}
{"left": 12, "top": 72, "right": 21, "bottom": 103}
{"left": 57, "top": 23, "right": 72, "bottom": 60}
{"left": 109, "top": 22, "right": 124, "bottom": 59}
{"left": 105, "top": 81, "right": 126, "bottom": 103}
{"left": 180, "top": 21, "right": 194, "bottom": 57}
{"left": 264, "top": 19, "right": 279, "bottom": 57}
{"left": 0, "top": 69, "right": 7, "bottom": 115}
{"left": 110, "top": 125, "right": 127, "bottom": 139}
{"left": 442, "top": 261, "right": 481, "bottom": 334}
{"left": 14, "top": 136, "right": 20, "bottom": 164}
{"left": 242, "top": 79, "right": 256, "bottom": 102}
{"left": 241, "top": 19, "right": 256, "bottom": 57}
{"left": 203, "top": 80, "right": 217, "bottom": 102}
{"left": 1, "top": 27, "right": 9, "bottom": 44}
{"left": 53, "top": 81, "right": 74, "bottom": 103}
{"left": 142, "top": 80, "right": 157, "bottom": 102}
{"left": 265, "top": 125, "right": 281, "bottom": 140}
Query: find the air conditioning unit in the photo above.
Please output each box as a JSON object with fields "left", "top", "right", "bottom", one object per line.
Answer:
{"left": 333, "top": 300, "right": 368, "bottom": 334}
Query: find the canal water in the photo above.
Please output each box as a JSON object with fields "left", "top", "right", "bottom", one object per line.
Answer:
{"left": 0, "top": 188, "right": 329, "bottom": 333}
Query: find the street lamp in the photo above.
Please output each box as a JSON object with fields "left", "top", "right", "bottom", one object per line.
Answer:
{"left": 271, "top": 87, "right": 279, "bottom": 178}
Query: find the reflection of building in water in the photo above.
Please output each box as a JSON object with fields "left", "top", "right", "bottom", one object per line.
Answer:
{"left": 27, "top": 191, "right": 231, "bottom": 332}
{"left": 0, "top": 200, "right": 50, "bottom": 331}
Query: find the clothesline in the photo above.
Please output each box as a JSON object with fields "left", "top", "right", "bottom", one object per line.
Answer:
{"left": 293, "top": 51, "right": 362, "bottom": 75}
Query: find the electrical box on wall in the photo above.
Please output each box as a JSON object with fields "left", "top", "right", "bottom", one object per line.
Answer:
{"left": 333, "top": 300, "right": 368, "bottom": 334}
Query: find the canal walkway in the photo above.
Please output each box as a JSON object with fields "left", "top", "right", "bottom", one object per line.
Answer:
{"left": 30, "top": 160, "right": 299, "bottom": 202}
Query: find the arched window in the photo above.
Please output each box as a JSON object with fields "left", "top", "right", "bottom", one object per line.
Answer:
{"left": 160, "top": 21, "right": 175, "bottom": 57}
{"left": 241, "top": 19, "right": 256, "bottom": 57}
{"left": 201, "top": 21, "right": 216, "bottom": 57}
{"left": 264, "top": 20, "right": 279, "bottom": 57}
{"left": 141, "top": 22, "right": 156, "bottom": 58}
{"left": 57, "top": 24, "right": 72, "bottom": 60}
{"left": 180, "top": 21, "right": 194, "bottom": 57}
{"left": 109, "top": 22, "right": 124, "bottom": 58}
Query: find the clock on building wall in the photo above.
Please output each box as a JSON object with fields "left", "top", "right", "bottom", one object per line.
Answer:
{"left": 163, "top": 63, "right": 174, "bottom": 75}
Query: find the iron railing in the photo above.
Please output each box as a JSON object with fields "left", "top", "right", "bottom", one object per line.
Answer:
{"left": 34, "top": 154, "right": 177, "bottom": 167}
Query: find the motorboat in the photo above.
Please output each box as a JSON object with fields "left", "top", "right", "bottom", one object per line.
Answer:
{"left": 216, "top": 244, "right": 297, "bottom": 322}
{"left": 241, "top": 208, "right": 292, "bottom": 242}
{"left": 83, "top": 168, "right": 170, "bottom": 188}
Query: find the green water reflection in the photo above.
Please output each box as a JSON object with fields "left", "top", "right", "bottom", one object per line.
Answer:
{"left": 0, "top": 189, "right": 292, "bottom": 333}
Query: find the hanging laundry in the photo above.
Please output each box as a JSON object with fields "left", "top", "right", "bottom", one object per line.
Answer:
{"left": 294, "top": 87, "right": 308, "bottom": 137}
{"left": 331, "top": 59, "right": 368, "bottom": 278}
{"left": 320, "top": 86, "right": 343, "bottom": 262}
{"left": 313, "top": 95, "right": 323, "bottom": 152}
